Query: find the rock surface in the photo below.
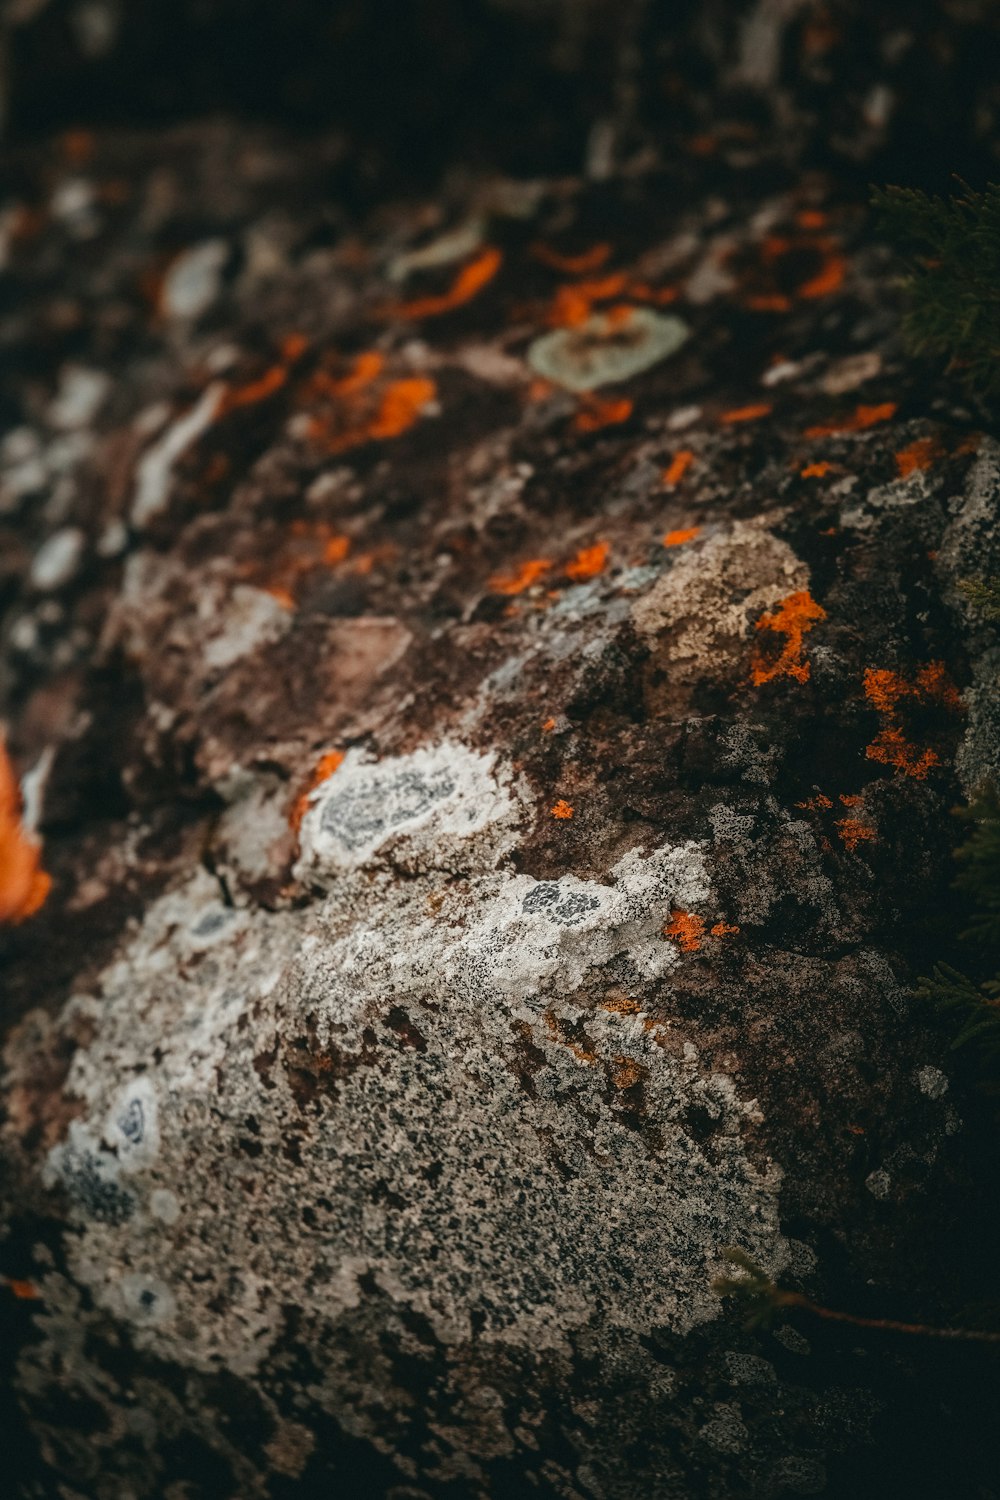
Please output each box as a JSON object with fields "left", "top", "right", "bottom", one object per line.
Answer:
{"left": 1, "top": 103, "right": 1000, "bottom": 1499}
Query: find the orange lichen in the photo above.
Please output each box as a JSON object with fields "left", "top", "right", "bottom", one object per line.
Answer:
{"left": 862, "top": 660, "right": 961, "bottom": 779}
{"left": 866, "top": 727, "right": 939, "bottom": 779}
{"left": 488, "top": 558, "right": 552, "bottom": 595}
{"left": 3, "top": 1276, "right": 41, "bottom": 1300}
{"left": 839, "top": 793, "right": 861, "bottom": 806}
{"left": 573, "top": 395, "right": 633, "bottom": 433}
{"left": 250, "top": 521, "right": 353, "bottom": 605}
{"left": 710, "top": 922, "right": 740, "bottom": 938}
{"left": 545, "top": 272, "right": 631, "bottom": 328}
{"left": 565, "top": 540, "right": 610, "bottom": 581}
{"left": 526, "top": 377, "right": 556, "bottom": 402}
{"left": 351, "top": 543, "right": 398, "bottom": 576}
{"left": 0, "top": 740, "right": 50, "bottom": 925}
{"left": 62, "top": 128, "right": 95, "bottom": 163}
{"left": 800, "top": 461, "right": 834, "bottom": 478}
{"left": 663, "top": 910, "right": 705, "bottom": 952}
{"left": 663, "top": 526, "right": 701, "bottom": 548}
{"left": 541, "top": 717, "right": 557, "bottom": 732}
{"left": 610, "top": 1055, "right": 646, "bottom": 1089}
{"left": 894, "top": 436, "right": 944, "bottom": 478}
{"left": 311, "top": 374, "right": 437, "bottom": 455}
{"left": 804, "top": 401, "right": 897, "bottom": 439}
{"left": 750, "top": 590, "right": 826, "bottom": 686}
{"left": 795, "top": 794, "right": 834, "bottom": 810}
{"left": 291, "top": 750, "right": 345, "bottom": 831}
{"left": 264, "top": 585, "right": 297, "bottom": 610}
{"left": 531, "top": 242, "right": 612, "bottom": 275}
{"left": 550, "top": 800, "right": 574, "bottom": 820}
{"left": 219, "top": 363, "right": 288, "bottom": 414}
{"left": 381, "top": 246, "right": 502, "bottom": 320}
{"left": 280, "top": 332, "right": 308, "bottom": 363}
{"left": 720, "top": 402, "right": 773, "bottom": 424}
{"left": 627, "top": 281, "right": 680, "bottom": 305}
{"left": 745, "top": 293, "right": 793, "bottom": 313}
{"left": 836, "top": 818, "right": 876, "bottom": 850}
{"left": 366, "top": 378, "right": 437, "bottom": 441}
{"left": 796, "top": 209, "right": 828, "bottom": 230}
{"left": 797, "top": 252, "right": 846, "bottom": 299}
{"left": 311, "top": 350, "right": 385, "bottom": 399}
{"left": 662, "top": 449, "right": 695, "bottom": 487}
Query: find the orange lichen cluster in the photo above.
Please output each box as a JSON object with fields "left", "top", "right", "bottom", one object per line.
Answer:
{"left": 663, "top": 525, "right": 700, "bottom": 548}
{"left": 662, "top": 450, "right": 695, "bottom": 487}
{"left": 536, "top": 256, "right": 679, "bottom": 329}
{"left": 2, "top": 1276, "right": 41, "bottom": 1300}
{"left": 488, "top": 558, "right": 552, "bottom": 595}
{"left": 565, "top": 540, "right": 610, "bottom": 581}
{"left": 710, "top": 922, "right": 740, "bottom": 938}
{"left": 546, "top": 272, "right": 631, "bottom": 328}
{"left": 610, "top": 1055, "right": 646, "bottom": 1089}
{"left": 573, "top": 395, "right": 633, "bottom": 432}
{"left": 863, "top": 661, "right": 962, "bottom": 778}
{"left": 836, "top": 817, "right": 876, "bottom": 850}
{"left": 797, "top": 252, "right": 847, "bottom": 300}
{"left": 739, "top": 223, "right": 846, "bottom": 311}
{"left": 550, "top": 800, "right": 574, "bottom": 820}
{"left": 291, "top": 749, "right": 345, "bottom": 831}
{"left": 530, "top": 242, "right": 611, "bottom": 275}
{"left": 252, "top": 520, "right": 352, "bottom": 606}
{"left": 795, "top": 794, "right": 834, "bottom": 810}
{"left": 804, "top": 401, "right": 897, "bottom": 440}
{"left": 541, "top": 717, "right": 557, "bottom": 733}
{"left": 894, "top": 435, "right": 944, "bottom": 478}
{"left": 306, "top": 350, "right": 437, "bottom": 455}
{"left": 800, "top": 461, "right": 834, "bottom": 478}
{"left": 750, "top": 589, "right": 826, "bottom": 686}
{"left": 0, "top": 740, "right": 50, "bottom": 925}
{"left": 380, "top": 246, "right": 502, "bottom": 320}
{"left": 663, "top": 909, "right": 705, "bottom": 952}
{"left": 219, "top": 363, "right": 289, "bottom": 414}
{"left": 720, "top": 402, "right": 772, "bottom": 424}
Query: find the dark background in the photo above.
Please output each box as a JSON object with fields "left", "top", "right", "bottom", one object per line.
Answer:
{"left": 4, "top": 0, "right": 1000, "bottom": 194}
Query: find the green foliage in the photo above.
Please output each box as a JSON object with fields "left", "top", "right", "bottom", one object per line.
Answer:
{"left": 957, "top": 576, "right": 1000, "bottom": 621}
{"left": 918, "top": 785, "right": 1000, "bottom": 1064}
{"left": 711, "top": 1248, "right": 785, "bottom": 1331}
{"left": 871, "top": 181, "right": 1000, "bottom": 401}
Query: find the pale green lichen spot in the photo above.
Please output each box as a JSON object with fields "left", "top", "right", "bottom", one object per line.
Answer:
{"left": 527, "top": 307, "right": 690, "bottom": 392}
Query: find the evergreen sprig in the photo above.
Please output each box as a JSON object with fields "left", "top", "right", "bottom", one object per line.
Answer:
{"left": 957, "top": 576, "right": 1000, "bottom": 621}
{"left": 917, "top": 785, "right": 1000, "bottom": 1063}
{"left": 872, "top": 181, "right": 1000, "bottom": 401}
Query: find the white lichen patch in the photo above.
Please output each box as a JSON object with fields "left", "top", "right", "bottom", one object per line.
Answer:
{"left": 200, "top": 584, "right": 292, "bottom": 671}
{"left": 160, "top": 239, "right": 229, "bottom": 321}
{"left": 527, "top": 308, "right": 690, "bottom": 392}
{"left": 8, "top": 793, "right": 784, "bottom": 1421}
{"left": 296, "top": 742, "right": 521, "bottom": 879}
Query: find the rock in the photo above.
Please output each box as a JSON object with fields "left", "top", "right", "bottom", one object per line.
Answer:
{"left": 0, "top": 100, "right": 999, "bottom": 1500}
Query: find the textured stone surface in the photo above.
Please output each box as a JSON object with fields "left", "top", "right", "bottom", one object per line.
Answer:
{"left": 1, "top": 106, "right": 999, "bottom": 1499}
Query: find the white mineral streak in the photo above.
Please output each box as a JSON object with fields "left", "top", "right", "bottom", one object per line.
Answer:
{"left": 131, "top": 383, "right": 224, "bottom": 526}
{"left": 10, "top": 741, "right": 785, "bottom": 1387}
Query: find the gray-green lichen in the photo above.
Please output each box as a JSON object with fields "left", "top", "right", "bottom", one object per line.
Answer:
{"left": 527, "top": 308, "right": 690, "bottom": 392}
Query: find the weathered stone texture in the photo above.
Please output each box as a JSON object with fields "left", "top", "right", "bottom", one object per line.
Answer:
{"left": 1, "top": 112, "right": 999, "bottom": 1498}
